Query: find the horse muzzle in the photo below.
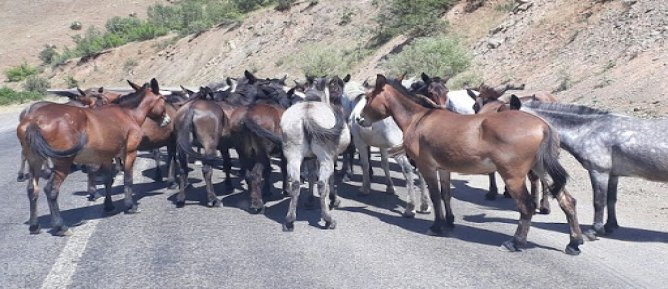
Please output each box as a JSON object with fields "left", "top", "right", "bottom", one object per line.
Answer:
{"left": 160, "top": 114, "right": 172, "bottom": 127}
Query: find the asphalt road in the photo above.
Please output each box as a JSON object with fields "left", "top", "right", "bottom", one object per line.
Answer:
{"left": 1, "top": 109, "right": 667, "bottom": 289}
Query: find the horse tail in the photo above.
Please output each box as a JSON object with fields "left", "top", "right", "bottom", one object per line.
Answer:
{"left": 536, "top": 124, "right": 568, "bottom": 198}
{"left": 243, "top": 119, "right": 282, "bottom": 147}
{"left": 303, "top": 106, "right": 345, "bottom": 144}
{"left": 175, "top": 106, "right": 217, "bottom": 162}
{"left": 25, "top": 123, "right": 87, "bottom": 159}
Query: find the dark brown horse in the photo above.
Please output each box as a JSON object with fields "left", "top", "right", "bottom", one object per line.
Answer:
{"left": 17, "top": 79, "right": 169, "bottom": 236}
{"left": 358, "top": 74, "right": 583, "bottom": 255}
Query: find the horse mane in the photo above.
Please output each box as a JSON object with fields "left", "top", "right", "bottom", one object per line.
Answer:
{"left": 111, "top": 87, "right": 147, "bottom": 108}
{"left": 386, "top": 78, "right": 440, "bottom": 109}
{"left": 523, "top": 100, "right": 610, "bottom": 115}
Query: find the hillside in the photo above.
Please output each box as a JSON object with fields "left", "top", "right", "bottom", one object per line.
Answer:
{"left": 2, "top": 0, "right": 667, "bottom": 116}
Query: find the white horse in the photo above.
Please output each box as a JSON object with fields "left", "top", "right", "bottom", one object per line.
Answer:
{"left": 281, "top": 77, "right": 351, "bottom": 231}
{"left": 345, "top": 80, "right": 431, "bottom": 217}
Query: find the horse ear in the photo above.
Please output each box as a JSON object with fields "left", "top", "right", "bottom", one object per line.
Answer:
{"left": 509, "top": 94, "right": 522, "bottom": 110}
{"left": 287, "top": 87, "right": 295, "bottom": 96}
{"left": 305, "top": 75, "right": 315, "bottom": 85}
{"left": 77, "top": 87, "right": 86, "bottom": 96}
{"left": 226, "top": 77, "right": 233, "bottom": 86}
{"left": 150, "top": 78, "right": 160, "bottom": 95}
{"left": 466, "top": 89, "right": 478, "bottom": 100}
{"left": 244, "top": 70, "right": 257, "bottom": 84}
{"left": 343, "top": 74, "right": 351, "bottom": 83}
{"left": 442, "top": 75, "right": 451, "bottom": 83}
{"left": 316, "top": 78, "right": 327, "bottom": 91}
{"left": 421, "top": 72, "right": 430, "bottom": 83}
{"left": 374, "top": 74, "right": 386, "bottom": 93}
{"left": 127, "top": 80, "right": 142, "bottom": 92}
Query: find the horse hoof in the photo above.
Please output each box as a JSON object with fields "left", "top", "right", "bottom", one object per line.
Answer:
{"left": 538, "top": 207, "right": 551, "bottom": 215}
{"left": 329, "top": 198, "right": 341, "bottom": 210}
{"left": 17, "top": 174, "right": 27, "bottom": 182}
{"left": 209, "top": 199, "right": 221, "bottom": 208}
{"left": 103, "top": 204, "right": 115, "bottom": 212}
{"left": 168, "top": 182, "right": 178, "bottom": 190}
{"left": 565, "top": 244, "right": 581, "bottom": 256}
{"left": 324, "top": 220, "right": 337, "bottom": 230}
{"left": 176, "top": 201, "right": 185, "bottom": 208}
{"left": 583, "top": 229, "right": 599, "bottom": 241}
{"left": 427, "top": 225, "right": 443, "bottom": 236}
{"left": 248, "top": 207, "right": 263, "bottom": 214}
{"left": 417, "top": 204, "right": 431, "bottom": 214}
{"left": 499, "top": 240, "right": 521, "bottom": 252}
{"left": 125, "top": 205, "right": 139, "bottom": 214}
{"left": 503, "top": 191, "right": 512, "bottom": 198}
{"left": 282, "top": 190, "right": 290, "bottom": 198}
{"left": 402, "top": 211, "right": 416, "bottom": 218}
{"left": 385, "top": 187, "right": 396, "bottom": 195}
{"left": 485, "top": 192, "right": 497, "bottom": 201}
{"left": 342, "top": 175, "right": 351, "bottom": 183}
{"left": 282, "top": 222, "right": 294, "bottom": 232}
{"left": 54, "top": 226, "right": 72, "bottom": 237}
{"left": 29, "top": 225, "right": 41, "bottom": 235}
{"left": 604, "top": 223, "right": 619, "bottom": 233}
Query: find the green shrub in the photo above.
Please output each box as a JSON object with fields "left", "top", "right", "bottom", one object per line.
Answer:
{"left": 372, "top": 0, "right": 453, "bottom": 45}
{"left": 276, "top": 0, "right": 295, "bottom": 11}
{"left": 39, "top": 45, "right": 59, "bottom": 65}
{"left": 381, "top": 36, "right": 471, "bottom": 78}
{"left": 4, "top": 62, "right": 39, "bottom": 82}
{"left": 0, "top": 87, "right": 43, "bottom": 105}
{"left": 24, "top": 76, "right": 50, "bottom": 94}
{"left": 447, "top": 71, "right": 483, "bottom": 90}
{"left": 293, "top": 44, "right": 371, "bottom": 77}
{"left": 64, "top": 76, "right": 79, "bottom": 88}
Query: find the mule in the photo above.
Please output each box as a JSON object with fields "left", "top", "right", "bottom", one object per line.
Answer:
{"left": 358, "top": 74, "right": 583, "bottom": 255}
{"left": 519, "top": 98, "right": 668, "bottom": 240}
{"left": 17, "top": 79, "right": 170, "bottom": 236}
{"left": 281, "top": 76, "right": 351, "bottom": 231}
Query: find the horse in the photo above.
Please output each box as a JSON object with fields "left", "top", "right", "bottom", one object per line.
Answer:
{"left": 17, "top": 79, "right": 170, "bottom": 236}
{"left": 357, "top": 74, "right": 583, "bottom": 255}
{"left": 174, "top": 87, "right": 230, "bottom": 208}
{"left": 281, "top": 76, "right": 351, "bottom": 231}
{"left": 345, "top": 79, "right": 431, "bottom": 217}
{"left": 467, "top": 85, "right": 555, "bottom": 215}
{"left": 518, "top": 98, "right": 668, "bottom": 241}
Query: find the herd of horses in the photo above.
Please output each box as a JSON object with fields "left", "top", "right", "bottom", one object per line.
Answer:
{"left": 15, "top": 70, "right": 668, "bottom": 256}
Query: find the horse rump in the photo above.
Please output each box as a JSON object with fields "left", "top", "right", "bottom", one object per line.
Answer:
{"left": 25, "top": 123, "right": 87, "bottom": 159}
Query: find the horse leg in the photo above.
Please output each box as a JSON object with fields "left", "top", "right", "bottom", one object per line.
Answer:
{"left": 379, "top": 148, "right": 396, "bottom": 195}
{"left": 317, "top": 157, "right": 336, "bottom": 229}
{"left": 122, "top": 151, "right": 139, "bottom": 214}
{"left": 416, "top": 170, "right": 431, "bottom": 213}
{"left": 261, "top": 154, "right": 273, "bottom": 197}
{"left": 248, "top": 156, "right": 268, "bottom": 214}
{"left": 555, "top": 186, "right": 584, "bottom": 255}
{"left": 438, "top": 170, "right": 455, "bottom": 228}
{"left": 101, "top": 163, "right": 115, "bottom": 213}
{"left": 44, "top": 161, "right": 72, "bottom": 236}
{"left": 166, "top": 142, "right": 178, "bottom": 189}
{"left": 395, "top": 154, "right": 417, "bottom": 217}
{"left": 202, "top": 162, "right": 221, "bottom": 208}
{"left": 341, "top": 143, "right": 354, "bottom": 182}
{"left": 221, "top": 148, "right": 234, "bottom": 192}
{"left": 528, "top": 171, "right": 550, "bottom": 214}
{"left": 304, "top": 159, "right": 317, "bottom": 210}
{"left": 280, "top": 155, "right": 289, "bottom": 197}
{"left": 176, "top": 150, "right": 189, "bottom": 208}
{"left": 283, "top": 148, "right": 303, "bottom": 232}
{"left": 328, "top": 170, "right": 340, "bottom": 210}
{"left": 26, "top": 157, "right": 45, "bottom": 234}
{"left": 153, "top": 149, "right": 163, "bottom": 181}
{"left": 605, "top": 175, "right": 620, "bottom": 233}
{"left": 499, "top": 175, "right": 535, "bottom": 252}
{"left": 585, "top": 170, "right": 609, "bottom": 240}
{"left": 367, "top": 146, "right": 373, "bottom": 178}
{"left": 17, "top": 153, "right": 30, "bottom": 182}
{"left": 356, "top": 141, "right": 371, "bottom": 195}
{"left": 485, "top": 173, "right": 498, "bottom": 200}
{"left": 418, "top": 167, "right": 447, "bottom": 235}
{"left": 86, "top": 164, "right": 101, "bottom": 201}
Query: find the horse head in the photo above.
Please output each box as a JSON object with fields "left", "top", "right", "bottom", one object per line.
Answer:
{"left": 124, "top": 79, "right": 170, "bottom": 127}
{"left": 358, "top": 74, "right": 390, "bottom": 127}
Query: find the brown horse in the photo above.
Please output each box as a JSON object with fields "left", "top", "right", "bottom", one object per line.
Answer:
{"left": 358, "top": 74, "right": 583, "bottom": 255}
{"left": 17, "top": 79, "right": 169, "bottom": 236}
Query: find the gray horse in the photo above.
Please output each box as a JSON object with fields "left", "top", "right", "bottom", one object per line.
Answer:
{"left": 520, "top": 98, "right": 668, "bottom": 240}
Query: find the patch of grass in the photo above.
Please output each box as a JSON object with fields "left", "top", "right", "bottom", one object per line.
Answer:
{"left": 4, "top": 62, "right": 40, "bottom": 82}
{"left": 152, "top": 36, "right": 179, "bottom": 51}
{"left": 39, "top": 45, "right": 59, "bottom": 65}
{"left": 290, "top": 43, "right": 372, "bottom": 77}
{"left": 0, "top": 87, "right": 43, "bottom": 105}
{"left": 338, "top": 8, "right": 355, "bottom": 26}
{"left": 553, "top": 69, "right": 572, "bottom": 93}
{"left": 447, "top": 70, "right": 483, "bottom": 90}
{"left": 494, "top": 0, "right": 515, "bottom": 12}
{"left": 275, "top": 0, "right": 295, "bottom": 11}
{"left": 123, "top": 59, "right": 138, "bottom": 72}
{"left": 602, "top": 60, "right": 616, "bottom": 72}
{"left": 64, "top": 76, "right": 79, "bottom": 88}
{"left": 24, "top": 76, "right": 50, "bottom": 94}
{"left": 594, "top": 75, "right": 612, "bottom": 89}
{"left": 381, "top": 36, "right": 471, "bottom": 78}
{"left": 371, "top": 0, "right": 454, "bottom": 46}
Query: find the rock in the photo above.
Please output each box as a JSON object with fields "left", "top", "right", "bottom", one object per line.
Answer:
{"left": 487, "top": 38, "right": 504, "bottom": 49}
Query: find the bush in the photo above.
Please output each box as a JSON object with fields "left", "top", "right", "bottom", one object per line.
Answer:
{"left": 64, "top": 76, "right": 79, "bottom": 88}
{"left": 293, "top": 44, "right": 371, "bottom": 77}
{"left": 39, "top": 45, "right": 59, "bottom": 65}
{"left": 276, "top": 0, "right": 295, "bottom": 11}
{"left": 4, "top": 62, "right": 40, "bottom": 82}
{"left": 447, "top": 71, "right": 483, "bottom": 90}
{"left": 381, "top": 36, "right": 471, "bottom": 78}
{"left": 372, "top": 0, "right": 453, "bottom": 45}
{"left": 24, "top": 76, "right": 50, "bottom": 94}
{"left": 70, "top": 21, "right": 82, "bottom": 30}
{"left": 0, "top": 87, "right": 43, "bottom": 105}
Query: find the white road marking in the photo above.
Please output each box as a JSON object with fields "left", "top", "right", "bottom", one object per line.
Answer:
{"left": 40, "top": 158, "right": 151, "bottom": 289}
